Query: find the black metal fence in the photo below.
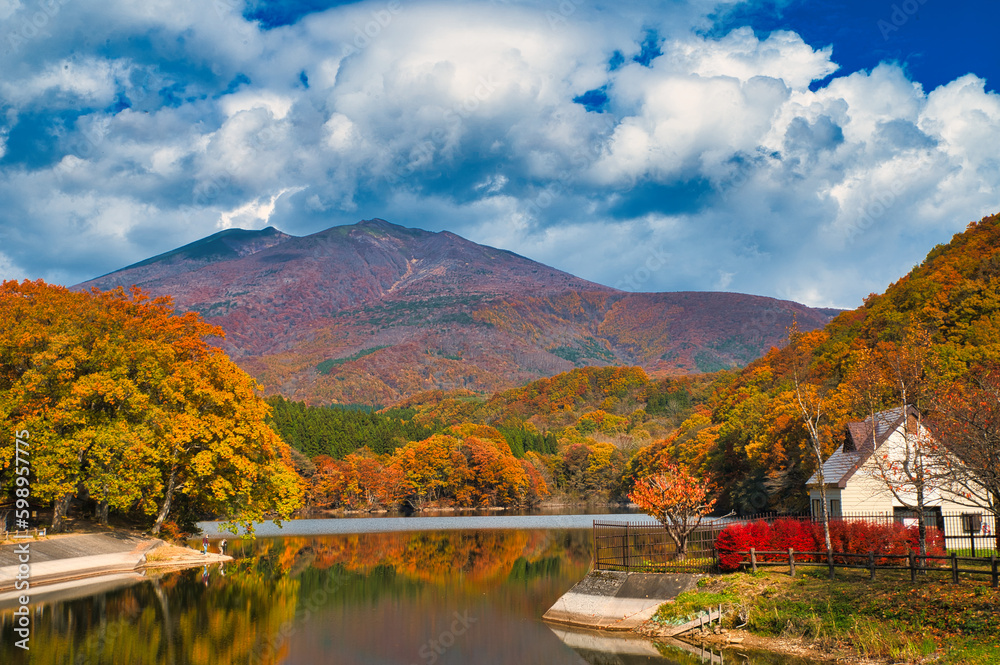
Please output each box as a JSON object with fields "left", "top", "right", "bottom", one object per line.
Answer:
{"left": 703, "top": 511, "right": 999, "bottom": 555}
{"left": 593, "top": 520, "right": 724, "bottom": 573}
{"left": 809, "top": 511, "right": 999, "bottom": 556}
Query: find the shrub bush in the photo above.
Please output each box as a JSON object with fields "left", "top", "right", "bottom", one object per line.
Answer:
{"left": 715, "top": 518, "right": 947, "bottom": 572}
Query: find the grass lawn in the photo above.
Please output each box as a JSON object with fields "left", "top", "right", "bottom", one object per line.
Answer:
{"left": 653, "top": 568, "right": 1000, "bottom": 664}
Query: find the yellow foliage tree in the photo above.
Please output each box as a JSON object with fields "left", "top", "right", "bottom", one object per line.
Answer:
{"left": 0, "top": 280, "right": 302, "bottom": 534}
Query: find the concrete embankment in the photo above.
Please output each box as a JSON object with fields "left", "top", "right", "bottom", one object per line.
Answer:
{"left": 0, "top": 532, "right": 230, "bottom": 609}
{"left": 542, "top": 570, "right": 702, "bottom": 631}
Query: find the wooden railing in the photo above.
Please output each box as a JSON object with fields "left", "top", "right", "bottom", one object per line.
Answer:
{"left": 740, "top": 547, "right": 999, "bottom": 587}
{"left": 0, "top": 527, "right": 47, "bottom": 541}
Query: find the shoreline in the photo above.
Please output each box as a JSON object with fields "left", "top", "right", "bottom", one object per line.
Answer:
{"left": 630, "top": 568, "right": 1000, "bottom": 665}
{"left": 636, "top": 623, "right": 867, "bottom": 664}
{"left": 0, "top": 531, "right": 232, "bottom": 607}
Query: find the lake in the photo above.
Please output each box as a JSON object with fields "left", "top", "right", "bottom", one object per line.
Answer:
{"left": 1, "top": 516, "right": 830, "bottom": 664}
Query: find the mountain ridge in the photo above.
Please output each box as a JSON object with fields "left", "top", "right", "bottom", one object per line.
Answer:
{"left": 78, "top": 219, "right": 838, "bottom": 404}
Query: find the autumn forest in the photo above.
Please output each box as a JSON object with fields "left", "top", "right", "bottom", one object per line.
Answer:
{"left": 4, "top": 213, "right": 1000, "bottom": 531}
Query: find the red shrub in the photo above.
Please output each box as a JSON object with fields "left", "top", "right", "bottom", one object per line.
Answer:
{"left": 715, "top": 518, "right": 947, "bottom": 572}
{"left": 770, "top": 518, "right": 817, "bottom": 559}
{"left": 908, "top": 525, "right": 946, "bottom": 557}
{"left": 716, "top": 522, "right": 772, "bottom": 571}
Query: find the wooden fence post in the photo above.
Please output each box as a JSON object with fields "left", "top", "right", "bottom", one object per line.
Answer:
{"left": 868, "top": 552, "right": 875, "bottom": 581}
{"left": 827, "top": 548, "right": 834, "bottom": 580}
{"left": 991, "top": 554, "right": 998, "bottom": 589}
{"left": 909, "top": 551, "right": 916, "bottom": 583}
{"left": 951, "top": 552, "right": 959, "bottom": 584}
{"left": 750, "top": 547, "right": 757, "bottom": 573}
{"left": 788, "top": 548, "right": 795, "bottom": 578}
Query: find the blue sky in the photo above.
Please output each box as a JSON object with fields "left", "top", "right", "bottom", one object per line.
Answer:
{"left": 0, "top": 0, "right": 997, "bottom": 308}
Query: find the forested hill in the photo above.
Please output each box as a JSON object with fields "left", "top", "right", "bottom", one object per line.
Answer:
{"left": 678, "top": 212, "right": 1000, "bottom": 514}
{"left": 264, "top": 366, "right": 720, "bottom": 507}
{"left": 77, "top": 219, "right": 837, "bottom": 405}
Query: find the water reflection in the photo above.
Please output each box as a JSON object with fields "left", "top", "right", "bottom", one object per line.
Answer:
{"left": 550, "top": 629, "right": 832, "bottom": 665}
{"left": 1, "top": 548, "right": 300, "bottom": 665}
{"left": 1, "top": 526, "right": 829, "bottom": 665}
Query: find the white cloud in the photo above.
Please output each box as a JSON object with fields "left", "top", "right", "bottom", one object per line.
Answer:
{"left": 218, "top": 187, "right": 305, "bottom": 230}
{"left": 0, "top": 0, "right": 997, "bottom": 311}
{"left": 667, "top": 27, "right": 837, "bottom": 90}
{"left": 221, "top": 91, "right": 295, "bottom": 120}
{"left": 1, "top": 58, "right": 126, "bottom": 106}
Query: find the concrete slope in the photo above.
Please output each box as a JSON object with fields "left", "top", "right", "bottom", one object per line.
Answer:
{"left": 542, "top": 570, "right": 702, "bottom": 631}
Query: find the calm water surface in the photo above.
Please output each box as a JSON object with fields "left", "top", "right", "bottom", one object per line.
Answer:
{"left": 1, "top": 516, "right": 829, "bottom": 664}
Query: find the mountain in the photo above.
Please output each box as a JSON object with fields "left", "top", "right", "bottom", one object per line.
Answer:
{"left": 78, "top": 219, "right": 838, "bottom": 404}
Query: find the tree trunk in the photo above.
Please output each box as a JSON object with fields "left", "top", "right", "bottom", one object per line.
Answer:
{"left": 152, "top": 465, "right": 177, "bottom": 536}
{"left": 818, "top": 473, "right": 832, "bottom": 552}
{"left": 916, "top": 484, "right": 928, "bottom": 568}
{"left": 51, "top": 493, "right": 74, "bottom": 532}
{"left": 97, "top": 499, "right": 109, "bottom": 526}
{"left": 993, "top": 492, "right": 1000, "bottom": 552}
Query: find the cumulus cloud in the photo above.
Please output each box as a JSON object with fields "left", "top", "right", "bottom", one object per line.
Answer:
{"left": 0, "top": 0, "right": 997, "bottom": 309}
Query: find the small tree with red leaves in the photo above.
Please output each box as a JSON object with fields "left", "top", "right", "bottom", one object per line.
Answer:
{"left": 629, "top": 463, "right": 716, "bottom": 560}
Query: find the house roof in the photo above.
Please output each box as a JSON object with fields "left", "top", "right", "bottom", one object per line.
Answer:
{"left": 806, "top": 405, "right": 920, "bottom": 488}
{"left": 806, "top": 445, "right": 864, "bottom": 489}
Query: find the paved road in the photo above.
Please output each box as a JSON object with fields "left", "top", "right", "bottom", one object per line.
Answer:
{"left": 0, "top": 532, "right": 149, "bottom": 566}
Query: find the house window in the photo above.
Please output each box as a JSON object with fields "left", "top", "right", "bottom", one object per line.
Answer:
{"left": 811, "top": 499, "right": 822, "bottom": 519}
{"left": 893, "top": 506, "right": 944, "bottom": 532}
{"left": 829, "top": 499, "right": 841, "bottom": 518}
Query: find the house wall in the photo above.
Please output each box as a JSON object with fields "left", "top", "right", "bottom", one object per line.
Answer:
{"left": 850, "top": 425, "right": 990, "bottom": 513}
{"left": 808, "top": 488, "right": 843, "bottom": 518}
{"left": 840, "top": 468, "right": 895, "bottom": 512}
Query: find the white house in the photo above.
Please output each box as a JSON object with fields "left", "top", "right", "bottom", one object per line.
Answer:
{"left": 806, "top": 406, "right": 992, "bottom": 537}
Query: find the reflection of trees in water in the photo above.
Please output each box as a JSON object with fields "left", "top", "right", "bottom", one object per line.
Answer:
{"left": 0, "top": 561, "right": 300, "bottom": 665}
{"left": 280, "top": 529, "right": 596, "bottom": 624}
{"left": 0, "top": 529, "right": 596, "bottom": 664}
{"left": 262, "top": 529, "right": 593, "bottom": 589}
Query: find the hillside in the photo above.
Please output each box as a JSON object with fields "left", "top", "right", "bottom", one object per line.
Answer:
{"left": 79, "top": 219, "right": 837, "bottom": 404}
{"left": 690, "top": 212, "right": 1000, "bottom": 514}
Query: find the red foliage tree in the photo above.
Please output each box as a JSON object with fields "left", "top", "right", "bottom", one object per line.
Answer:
{"left": 628, "top": 463, "right": 716, "bottom": 560}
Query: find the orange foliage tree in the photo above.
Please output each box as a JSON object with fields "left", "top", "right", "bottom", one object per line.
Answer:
{"left": 927, "top": 363, "right": 1000, "bottom": 547}
{"left": 311, "top": 424, "right": 547, "bottom": 511}
{"left": 0, "top": 280, "right": 303, "bottom": 534}
{"left": 628, "top": 462, "right": 716, "bottom": 559}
